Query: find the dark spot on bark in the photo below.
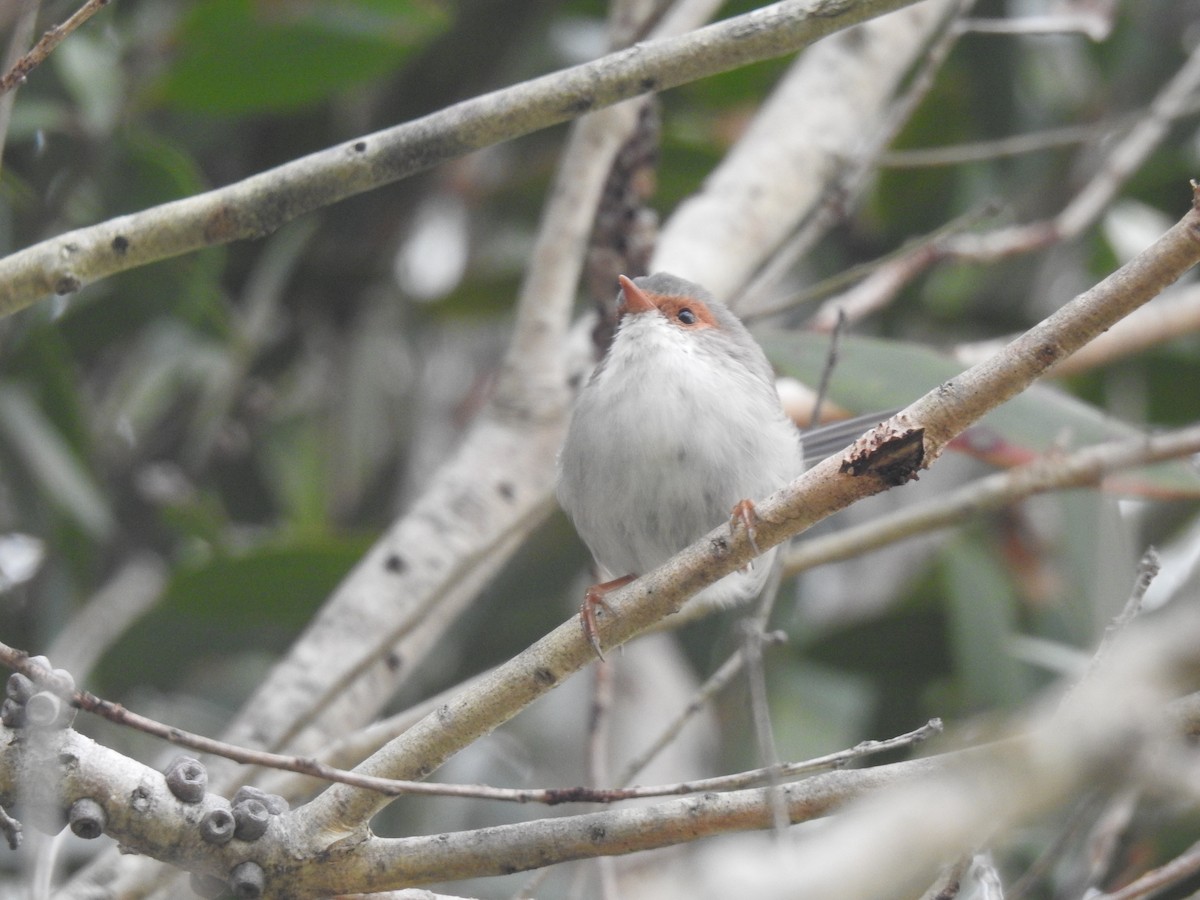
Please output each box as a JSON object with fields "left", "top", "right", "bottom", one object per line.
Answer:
{"left": 544, "top": 787, "right": 591, "bottom": 804}
{"left": 54, "top": 275, "right": 80, "bottom": 295}
{"left": 385, "top": 651, "right": 403, "bottom": 672}
{"left": 384, "top": 554, "right": 406, "bottom": 573}
{"left": 352, "top": 140, "right": 367, "bottom": 153}
{"left": 564, "top": 95, "right": 595, "bottom": 116}
{"left": 111, "top": 235, "right": 129, "bottom": 254}
{"left": 130, "top": 784, "right": 152, "bottom": 813}
{"left": 840, "top": 426, "right": 925, "bottom": 486}
{"left": 497, "top": 481, "right": 515, "bottom": 501}
{"left": 640, "top": 77, "right": 658, "bottom": 92}
{"left": 534, "top": 667, "right": 557, "bottom": 686}
{"left": 588, "top": 823, "right": 607, "bottom": 841}
{"left": 1036, "top": 342, "right": 1059, "bottom": 365}
{"left": 203, "top": 204, "right": 241, "bottom": 243}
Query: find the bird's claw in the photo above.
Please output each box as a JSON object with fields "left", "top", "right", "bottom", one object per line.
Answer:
{"left": 729, "top": 499, "right": 761, "bottom": 556}
{"left": 580, "top": 575, "right": 636, "bottom": 660}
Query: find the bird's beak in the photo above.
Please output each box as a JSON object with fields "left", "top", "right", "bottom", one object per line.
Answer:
{"left": 617, "top": 274, "right": 656, "bottom": 317}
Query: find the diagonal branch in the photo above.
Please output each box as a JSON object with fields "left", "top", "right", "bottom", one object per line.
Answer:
{"left": 0, "top": 0, "right": 923, "bottom": 318}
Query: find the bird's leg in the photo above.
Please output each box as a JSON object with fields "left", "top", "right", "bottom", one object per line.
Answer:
{"left": 580, "top": 574, "right": 636, "bottom": 660}
{"left": 729, "top": 499, "right": 761, "bottom": 559}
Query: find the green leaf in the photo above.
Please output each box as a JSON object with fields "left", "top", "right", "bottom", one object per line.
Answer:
{"left": 940, "top": 533, "right": 1031, "bottom": 709}
{"left": 158, "top": 0, "right": 449, "bottom": 114}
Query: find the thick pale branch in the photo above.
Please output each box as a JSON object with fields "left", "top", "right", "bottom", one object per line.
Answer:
{"left": 0, "top": 0, "right": 922, "bottom": 318}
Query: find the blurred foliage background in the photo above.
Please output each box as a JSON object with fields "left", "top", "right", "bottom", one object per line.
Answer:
{"left": 2, "top": 0, "right": 1200, "bottom": 895}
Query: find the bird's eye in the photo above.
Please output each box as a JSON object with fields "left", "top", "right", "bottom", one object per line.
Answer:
{"left": 677, "top": 308, "right": 697, "bottom": 325}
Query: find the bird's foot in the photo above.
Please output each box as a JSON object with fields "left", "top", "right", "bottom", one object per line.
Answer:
{"left": 580, "top": 574, "right": 636, "bottom": 660}
{"left": 729, "top": 499, "right": 761, "bottom": 558}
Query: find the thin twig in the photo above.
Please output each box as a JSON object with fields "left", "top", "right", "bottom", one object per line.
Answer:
{"left": 880, "top": 119, "right": 1129, "bottom": 169}
{"left": 1089, "top": 838, "right": 1200, "bottom": 900}
{"left": 614, "top": 642, "right": 754, "bottom": 785}
{"left": 586, "top": 660, "right": 615, "bottom": 791}
{"left": 753, "top": 202, "right": 1000, "bottom": 324}
{"left": 782, "top": 425, "right": 1200, "bottom": 581}
{"left": 0, "top": 0, "right": 40, "bottom": 171}
{"left": 961, "top": 13, "right": 1113, "bottom": 39}
{"left": 0, "top": 641, "right": 943, "bottom": 805}
{"left": 1007, "top": 794, "right": 1107, "bottom": 900}
{"left": 920, "top": 854, "right": 972, "bottom": 899}
{"left": 740, "top": 621, "right": 788, "bottom": 833}
{"left": 1053, "top": 41, "right": 1200, "bottom": 240}
{"left": 811, "top": 308, "right": 846, "bottom": 427}
{"left": 0, "top": 0, "right": 111, "bottom": 96}
{"left": 1093, "top": 548, "right": 1161, "bottom": 662}
{"left": 0, "top": 804, "right": 21, "bottom": 850}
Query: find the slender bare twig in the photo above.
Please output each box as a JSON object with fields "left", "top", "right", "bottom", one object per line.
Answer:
{"left": 615, "top": 641, "right": 753, "bottom": 785}
{"left": 961, "top": 13, "right": 1113, "bottom": 39}
{"left": 920, "top": 854, "right": 972, "bottom": 899}
{"left": 1054, "top": 43, "right": 1200, "bottom": 241}
{"left": 246, "top": 430, "right": 1200, "bottom": 805}
{"left": 0, "top": 804, "right": 20, "bottom": 850}
{"left": 880, "top": 119, "right": 1128, "bottom": 169}
{"left": 0, "top": 0, "right": 39, "bottom": 169}
{"left": 782, "top": 425, "right": 1200, "bottom": 580}
{"left": 810, "top": 308, "right": 846, "bottom": 424}
{"left": 0, "top": 642, "right": 938, "bottom": 806}
{"left": 586, "top": 661, "right": 615, "bottom": 792}
{"left": 1094, "top": 548, "right": 1161, "bottom": 662}
{"left": 0, "top": 0, "right": 110, "bottom": 97}
{"left": 1007, "top": 794, "right": 1107, "bottom": 900}
{"left": 740, "top": 621, "right": 788, "bottom": 832}
{"left": 745, "top": 203, "right": 999, "bottom": 323}
{"left": 1090, "top": 838, "right": 1200, "bottom": 900}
